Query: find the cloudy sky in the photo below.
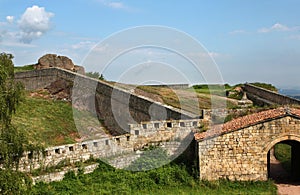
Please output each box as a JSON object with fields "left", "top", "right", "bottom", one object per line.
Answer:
{"left": 1, "top": 0, "right": 300, "bottom": 88}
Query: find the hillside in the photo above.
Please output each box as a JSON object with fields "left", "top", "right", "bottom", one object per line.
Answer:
{"left": 118, "top": 84, "right": 239, "bottom": 114}
{"left": 12, "top": 90, "right": 79, "bottom": 146}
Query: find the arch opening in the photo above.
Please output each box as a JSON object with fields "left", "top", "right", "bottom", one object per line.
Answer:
{"left": 267, "top": 140, "right": 300, "bottom": 182}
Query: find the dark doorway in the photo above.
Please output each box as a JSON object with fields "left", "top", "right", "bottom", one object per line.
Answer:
{"left": 268, "top": 140, "right": 300, "bottom": 182}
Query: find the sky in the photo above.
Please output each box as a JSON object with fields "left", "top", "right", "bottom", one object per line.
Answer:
{"left": 1, "top": 0, "right": 300, "bottom": 88}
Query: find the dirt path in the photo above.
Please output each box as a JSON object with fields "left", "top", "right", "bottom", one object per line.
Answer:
{"left": 270, "top": 156, "right": 300, "bottom": 195}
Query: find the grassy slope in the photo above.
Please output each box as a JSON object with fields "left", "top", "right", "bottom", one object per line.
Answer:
{"left": 31, "top": 162, "right": 277, "bottom": 195}
{"left": 136, "top": 85, "right": 238, "bottom": 112}
{"left": 12, "top": 95, "right": 79, "bottom": 147}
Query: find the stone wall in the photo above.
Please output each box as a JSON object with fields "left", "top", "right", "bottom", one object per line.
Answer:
{"left": 145, "top": 84, "right": 190, "bottom": 89}
{"left": 243, "top": 83, "right": 300, "bottom": 106}
{"left": 32, "top": 163, "right": 98, "bottom": 184}
{"left": 198, "top": 115, "right": 300, "bottom": 181}
{"left": 19, "top": 119, "right": 201, "bottom": 174}
{"left": 15, "top": 68, "right": 59, "bottom": 90}
{"left": 15, "top": 68, "right": 199, "bottom": 135}
{"left": 20, "top": 134, "right": 134, "bottom": 172}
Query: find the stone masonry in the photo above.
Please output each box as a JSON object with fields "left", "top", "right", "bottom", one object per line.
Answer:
{"left": 195, "top": 107, "right": 300, "bottom": 181}
{"left": 15, "top": 68, "right": 200, "bottom": 135}
{"left": 19, "top": 119, "right": 201, "bottom": 173}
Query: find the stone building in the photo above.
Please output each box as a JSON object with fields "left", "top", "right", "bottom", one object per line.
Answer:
{"left": 195, "top": 107, "right": 300, "bottom": 181}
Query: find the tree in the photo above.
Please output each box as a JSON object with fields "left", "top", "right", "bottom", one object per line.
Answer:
{"left": 0, "top": 53, "right": 39, "bottom": 194}
{"left": 86, "top": 71, "right": 105, "bottom": 81}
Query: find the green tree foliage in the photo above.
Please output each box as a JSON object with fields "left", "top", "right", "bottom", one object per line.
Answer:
{"left": 86, "top": 71, "right": 105, "bottom": 81}
{"left": 0, "top": 53, "right": 25, "bottom": 169}
{"left": 0, "top": 53, "right": 41, "bottom": 194}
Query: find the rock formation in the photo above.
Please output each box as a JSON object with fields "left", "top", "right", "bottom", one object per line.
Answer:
{"left": 35, "top": 54, "right": 85, "bottom": 74}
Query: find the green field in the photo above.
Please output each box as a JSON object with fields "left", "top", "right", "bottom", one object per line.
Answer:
{"left": 30, "top": 161, "right": 277, "bottom": 195}
{"left": 12, "top": 92, "right": 79, "bottom": 146}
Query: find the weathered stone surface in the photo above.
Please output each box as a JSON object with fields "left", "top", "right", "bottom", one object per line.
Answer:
{"left": 45, "top": 79, "right": 72, "bottom": 100}
{"left": 35, "top": 54, "right": 85, "bottom": 74}
{"left": 15, "top": 68, "right": 198, "bottom": 135}
{"left": 17, "top": 119, "right": 200, "bottom": 177}
{"left": 197, "top": 109, "right": 300, "bottom": 181}
{"left": 243, "top": 83, "right": 300, "bottom": 106}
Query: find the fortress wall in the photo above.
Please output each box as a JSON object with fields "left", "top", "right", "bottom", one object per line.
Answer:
{"left": 243, "top": 83, "right": 300, "bottom": 105}
{"left": 243, "top": 84, "right": 300, "bottom": 105}
{"left": 20, "top": 134, "right": 134, "bottom": 172}
{"left": 15, "top": 68, "right": 59, "bottom": 90}
{"left": 19, "top": 119, "right": 201, "bottom": 173}
{"left": 145, "top": 84, "right": 190, "bottom": 89}
{"left": 15, "top": 68, "right": 199, "bottom": 135}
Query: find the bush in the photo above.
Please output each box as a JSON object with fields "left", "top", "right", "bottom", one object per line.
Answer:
{"left": 250, "top": 82, "right": 278, "bottom": 92}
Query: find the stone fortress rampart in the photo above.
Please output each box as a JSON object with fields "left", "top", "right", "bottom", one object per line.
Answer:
{"left": 15, "top": 68, "right": 200, "bottom": 135}
{"left": 15, "top": 66, "right": 300, "bottom": 183}
{"left": 20, "top": 119, "right": 201, "bottom": 177}
{"left": 243, "top": 83, "right": 300, "bottom": 106}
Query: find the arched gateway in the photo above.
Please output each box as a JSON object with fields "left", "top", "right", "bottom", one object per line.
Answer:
{"left": 195, "top": 107, "right": 300, "bottom": 181}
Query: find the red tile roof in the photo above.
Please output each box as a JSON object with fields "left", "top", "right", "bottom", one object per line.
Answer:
{"left": 195, "top": 107, "right": 300, "bottom": 141}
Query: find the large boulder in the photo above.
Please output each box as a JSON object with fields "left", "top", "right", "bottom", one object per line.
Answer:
{"left": 35, "top": 54, "right": 85, "bottom": 74}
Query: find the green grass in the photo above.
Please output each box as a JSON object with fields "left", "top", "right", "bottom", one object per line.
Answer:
{"left": 12, "top": 93, "right": 79, "bottom": 146}
{"left": 250, "top": 82, "right": 278, "bottom": 92}
{"left": 192, "top": 84, "right": 230, "bottom": 96}
{"left": 30, "top": 161, "right": 277, "bottom": 195}
{"left": 14, "top": 65, "right": 35, "bottom": 73}
{"left": 136, "top": 85, "right": 237, "bottom": 111}
{"left": 274, "top": 143, "right": 291, "bottom": 172}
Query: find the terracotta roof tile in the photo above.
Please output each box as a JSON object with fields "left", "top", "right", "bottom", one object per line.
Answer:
{"left": 195, "top": 107, "right": 300, "bottom": 141}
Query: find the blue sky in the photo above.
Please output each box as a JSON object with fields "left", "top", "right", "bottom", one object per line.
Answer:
{"left": 1, "top": 0, "right": 300, "bottom": 88}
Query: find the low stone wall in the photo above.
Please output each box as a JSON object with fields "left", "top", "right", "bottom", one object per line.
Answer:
{"left": 20, "top": 134, "right": 134, "bottom": 172}
{"left": 145, "top": 84, "right": 190, "bottom": 89}
{"left": 243, "top": 83, "right": 300, "bottom": 105}
{"left": 32, "top": 163, "right": 98, "bottom": 184}
{"left": 19, "top": 119, "right": 201, "bottom": 173}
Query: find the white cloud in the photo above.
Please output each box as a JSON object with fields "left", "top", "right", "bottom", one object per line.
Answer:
{"left": 97, "top": 0, "right": 130, "bottom": 10}
{"left": 229, "top": 30, "right": 247, "bottom": 35}
{"left": 6, "top": 16, "right": 14, "bottom": 24}
{"left": 18, "top": 5, "right": 54, "bottom": 43}
{"left": 107, "top": 2, "right": 125, "bottom": 9}
{"left": 258, "top": 23, "right": 294, "bottom": 33}
{"left": 71, "top": 41, "right": 96, "bottom": 50}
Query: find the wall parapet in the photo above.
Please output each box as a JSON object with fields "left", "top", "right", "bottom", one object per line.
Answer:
{"left": 129, "top": 119, "right": 201, "bottom": 137}
{"left": 18, "top": 118, "right": 201, "bottom": 172}
{"left": 243, "top": 83, "right": 300, "bottom": 106}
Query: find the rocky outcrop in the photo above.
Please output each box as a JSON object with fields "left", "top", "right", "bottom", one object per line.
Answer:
{"left": 45, "top": 79, "right": 73, "bottom": 101}
{"left": 35, "top": 54, "right": 85, "bottom": 74}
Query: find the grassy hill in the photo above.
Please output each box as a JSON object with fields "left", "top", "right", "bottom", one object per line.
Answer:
{"left": 135, "top": 85, "right": 239, "bottom": 113}
{"left": 12, "top": 92, "right": 79, "bottom": 147}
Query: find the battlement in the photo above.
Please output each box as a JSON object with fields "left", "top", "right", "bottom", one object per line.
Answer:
{"left": 129, "top": 119, "right": 201, "bottom": 137}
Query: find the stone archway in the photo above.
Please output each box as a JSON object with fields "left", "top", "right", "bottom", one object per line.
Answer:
{"left": 264, "top": 135, "right": 300, "bottom": 181}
